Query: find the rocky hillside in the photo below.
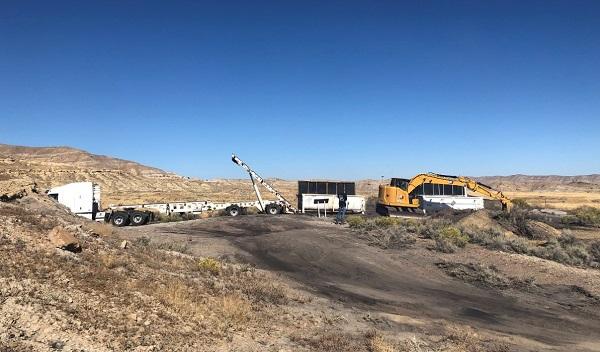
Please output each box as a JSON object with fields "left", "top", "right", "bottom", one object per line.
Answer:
{"left": 0, "top": 144, "right": 298, "bottom": 206}
{"left": 476, "top": 174, "right": 600, "bottom": 192}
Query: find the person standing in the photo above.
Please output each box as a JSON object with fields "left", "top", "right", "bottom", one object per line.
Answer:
{"left": 335, "top": 193, "right": 348, "bottom": 224}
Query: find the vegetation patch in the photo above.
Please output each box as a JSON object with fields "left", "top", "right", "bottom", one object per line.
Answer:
{"left": 426, "top": 226, "right": 469, "bottom": 253}
{"left": 568, "top": 206, "right": 600, "bottom": 227}
{"left": 436, "top": 262, "right": 534, "bottom": 290}
{"left": 198, "top": 257, "right": 221, "bottom": 275}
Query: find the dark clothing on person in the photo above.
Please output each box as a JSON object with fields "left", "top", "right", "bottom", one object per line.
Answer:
{"left": 336, "top": 194, "right": 348, "bottom": 224}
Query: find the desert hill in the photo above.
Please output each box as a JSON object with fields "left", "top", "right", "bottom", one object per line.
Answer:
{"left": 1, "top": 143, "right": 599, "bottom": 209}
{"left": 0, "top": 144, "right": 296, "bottom": 206}
{"left": 476, "top": 174, "right": 600, "bottom": 192}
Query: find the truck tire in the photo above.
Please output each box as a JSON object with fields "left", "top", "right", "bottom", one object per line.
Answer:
{"left": 130, "top": 211, "right": 148, "bottom": 226}
{"left": 265, "top": 204, "right": 280, "bottom": 215}
{"left": 227, "top": 205, "right": 241, "bottom": 217}
{"left": 111, "top": 211, "right": 130, "bottom": 227}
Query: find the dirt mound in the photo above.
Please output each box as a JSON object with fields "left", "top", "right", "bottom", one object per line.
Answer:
{"left": 525, "top": 220, "right": 561, "bottom": 239}
{"left": 456, "top": 210, "right": 513, "bottom": 236}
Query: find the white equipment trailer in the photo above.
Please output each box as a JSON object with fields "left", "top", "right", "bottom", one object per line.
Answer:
{"left": 47, "top": 154, "right": 297, "bottom": 226}
{"left": 48, "top": 181, "right": 288, "bottom": 226}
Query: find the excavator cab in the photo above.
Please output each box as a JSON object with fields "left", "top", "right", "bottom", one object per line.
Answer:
{"left": 390, "top": 178, "right": 410, "bottom": 190}
{"left": 377, "top": 178, "right": 421, "bottom": 215}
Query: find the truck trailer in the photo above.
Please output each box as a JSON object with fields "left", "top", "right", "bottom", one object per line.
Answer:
{"left": 47, "top": 181, "right": 289, "bottom": 226}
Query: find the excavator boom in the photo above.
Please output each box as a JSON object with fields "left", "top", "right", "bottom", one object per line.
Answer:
{"left": 409, "top": 173, "right": 512, "bottom": 211}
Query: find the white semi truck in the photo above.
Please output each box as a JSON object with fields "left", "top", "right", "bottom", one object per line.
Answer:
{"left": 47, "top": 154, "right": 365, "bottom": 226}
{"left": 47, "top": 181, "right": 290, "bottom": 226}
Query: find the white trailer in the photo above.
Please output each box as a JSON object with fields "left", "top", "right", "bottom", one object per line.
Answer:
{"left": 420, "top": 195, "right": 484, "bottom": 212}
{"left": 300, "top": 194, "right": 365, "bottom": 214}
{"left": 48, "top": 181, "right": 288, "bottom": 226}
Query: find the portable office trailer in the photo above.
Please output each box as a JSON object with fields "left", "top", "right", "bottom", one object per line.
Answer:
{"left": 297, "top": 181, "right": 365, "bottom": 214}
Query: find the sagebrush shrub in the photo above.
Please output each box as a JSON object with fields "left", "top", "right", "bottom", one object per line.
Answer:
{"left": 571, "top": 206, "right": 600, "bottom": 227}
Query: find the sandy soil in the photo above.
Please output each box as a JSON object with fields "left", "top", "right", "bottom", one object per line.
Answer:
{"left": 123, "top": 215, "right": 600, "bottom": 352}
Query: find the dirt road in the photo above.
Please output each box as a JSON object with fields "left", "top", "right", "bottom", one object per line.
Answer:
{"left": 123, "top": 215, "right": 600, "bottom": 351}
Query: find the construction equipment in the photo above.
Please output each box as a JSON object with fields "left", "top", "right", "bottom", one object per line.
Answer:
{"left": 376, "top": 173, "right": 512, "bottom": 216}
{"left": 47, "top": 155, "right": 299, "bottom": 226}
{"left": 48, "top": 180, "right": 288, "bottom": 226}
{"left": 231, "top": 154, "right": 297, "bottom": 214}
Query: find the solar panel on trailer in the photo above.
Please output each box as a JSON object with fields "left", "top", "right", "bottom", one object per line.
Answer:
{"left": 342, "top": 182, "right": 356, "bottom": 195}
{"left": 316, "top": 182, "right": 327, "bottom": 194}
{"left": 327, "top": 182, "right": 337, "bottom": 195}
{"left": 308, "top": 182, "right": 317, "bottom": 193}
{"left": 298, "top": 181, "right": 309, "bottom": 195}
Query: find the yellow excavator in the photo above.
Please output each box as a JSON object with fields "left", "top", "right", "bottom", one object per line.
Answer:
{"left": 376, "top": 173, "right": 512, "bottom": 216}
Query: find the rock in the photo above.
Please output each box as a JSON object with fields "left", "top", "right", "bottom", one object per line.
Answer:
{"left": 540, "top": 208, "right": 568, "bottom": 216}
{"left": 0, "top": 179, "right": 37, "bottom": 201}
{"left": 48, "top": 226, "right": 81, "bottom": 253}
{"left": 120, "top": 240, "right": 128, "bottom": 249}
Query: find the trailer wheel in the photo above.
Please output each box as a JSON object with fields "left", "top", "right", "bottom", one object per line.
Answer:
{"left": 227, "top": 205, "right": 241, "bottom": 217}
{"left": 265, "top": 204, "right": 280, "bottom": 215}
{"left": 130, "top": 212, "right": 148, "bottom": 226}
{"left": 111, "top": 211, "right": 130, "bottom": 227}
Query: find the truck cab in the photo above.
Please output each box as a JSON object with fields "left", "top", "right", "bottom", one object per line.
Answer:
{"left": 48, "top": 182, "right": 103, "bottom": 220}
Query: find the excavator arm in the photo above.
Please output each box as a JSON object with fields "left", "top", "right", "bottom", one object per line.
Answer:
{"left": 407, "top": 173, "right": 512, "bottom": 211}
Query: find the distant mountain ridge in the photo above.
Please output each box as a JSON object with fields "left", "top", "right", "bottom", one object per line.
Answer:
{"left": 475, "top": 174, "right": 600, "bottom": 192}
{"left": 1, "top": 143, "right": 598, "bottom": 206}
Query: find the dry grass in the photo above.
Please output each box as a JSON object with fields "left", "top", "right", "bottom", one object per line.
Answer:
{"left": 291, "top": 329, "right": 368, "bottom": 352}
{"left": 0, "top": 204, "right": 60, "bottom": 232}
{"left": 219, "top": 294, "right": 251, "bottom": 325}
{"left": 84, "top": 221, "right": 114, "bottom": 237}
{"left": 239, "top": 274, "right": 289, "bottom": 305}
{"left": 98, "top": 252, "right": 130, "bottom": 270}
{"left": 367, "top": 331, "right": 398, "bottom": 352}
{"left": 505, "top": 191, "right": 600, "bottom": 210}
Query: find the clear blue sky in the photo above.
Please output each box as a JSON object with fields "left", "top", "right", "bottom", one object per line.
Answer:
{"left": 1, "top": 1, "right": 599, "bottom": 179}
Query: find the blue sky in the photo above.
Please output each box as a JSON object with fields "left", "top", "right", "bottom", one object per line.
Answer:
{"left": 1, "top": 1, "right": 599, "bottom": 179}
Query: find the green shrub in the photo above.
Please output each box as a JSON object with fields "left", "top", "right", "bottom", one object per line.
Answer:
{"left": 590, "top": 241, "right": 600, "bottom": 263}
{"left": 494, "top": 209, "right": 532, "bottom": 238}
{"left": 463, "top": 224, "right": 596, "bottom": 267}
{"left": 561, "top": 215, "right": 579, "bottom": 225}
{"left": 374, "top": 217, "right": 401, "bottom": 228}
{"left": 507, "top": 237, "right": 531, "bottom": 254}
{"left": 198, "top": 257, "right": 221, "bottom": 275}
{"left": 532, "top": 234, "right": 590, "bottom": 266}
{"left": 571, "top": 206, "right": 600, "bottom": 227}
{"left": 438, "top": 227, "right": 469, "bottom": 248}
{"left": 430, "top": 226, "right": 469, "bottom": 253}
{"left": 346, "top": 215, "right": 367, "bottom": 228}
{"left": 512, "top": 198, "right": 531, "bottom": 209}
{"left": 434, "top": 237, "right": 458, "bottom": 253}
